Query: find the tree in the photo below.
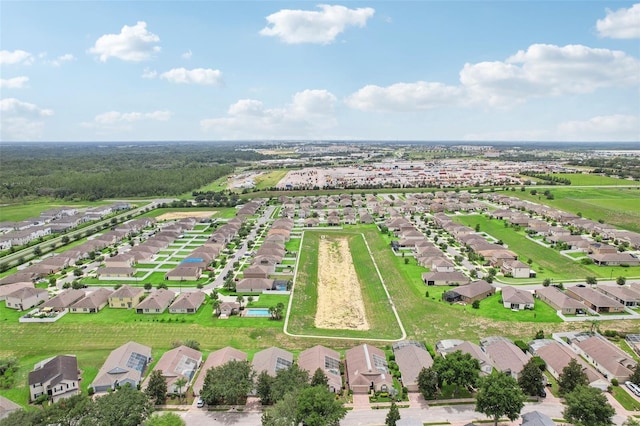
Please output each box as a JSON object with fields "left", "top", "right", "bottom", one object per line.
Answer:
{"left": 417, "top": 367, "right": 439, "bottom": 399}
{"left": 518, "top": 358, "right": 545, "bottom": 397}
{"left": 174, "top": 377, "right": 187, "bottom": 404}
{"left": 434, "top": 350, "right": 480, "bottom": 397}
{"left": 585, "top": 276, "right": 597, "bottom": 286}
{"left": 61, "top": 235, "right": 70, "bottom": 244}
{"left": 212, "top": 299, "right": 221, "bottom": 316}
{"left": 295, "top": 386, "right": 347, "bottom": 426}
{"left": 43, "top": 393, "right": 92, "bottom": 426}
{"left": 182, "top": 339, "right": 200, "bottom": 351}
{"left": 201, "top": 360, "right": 255, "bottom": 405}
{"left": 90, "top": 385, "right": 154, "bottom": 426}
{"left": 261, "top": 390, "right": 298, "bottom": 426}
{"left": 542, "top": 278, "right": 551, "bottom": 287}
{"left": 145, "top": 370, "right": 167, "bottom": 405}
{"left": 617, "top": 276, "right": 627, "bottom": 286}
{"left": 144, "top": 412, "right": 186, "bottom": 426}
{"left": 0, "top": 409, "right": 45, "bottom": 426}
{"left": 269, "top": 364, "right": 310, "bottom": 404}
{"left": 311, "top": 368, "right": 328, "bottom": 388}
{"left": 236, "top": 295, "right": 245, "bottom": 309}
{"left": 256, "top": 370, "right": 276, "bottom": 405}
{"left": 475, "top": 372, "right": 526, "bottom": 426}
{"left": 33, "top": 246, "right": 42, "bottom": 257}
{"left": 385, "top": 401, "right": 401, "bottom": 426}
{"left": 629, "top": 363, "right": 640, "bottom": 386}
{"left": 558, "top": 358, "right": 589, "bottom": 396}
{"left": 563, "top": 386, "right": 615, "bottom": 426}
{"left": 144, "top": 283, "right": 153, "bottom": 290}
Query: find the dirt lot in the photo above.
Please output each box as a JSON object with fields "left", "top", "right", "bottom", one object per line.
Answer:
{"left": 315, "top": 237, "right": 369, "bottom": 330}
{"left": 156, "top": 211, "right": 217, "bottom": 221}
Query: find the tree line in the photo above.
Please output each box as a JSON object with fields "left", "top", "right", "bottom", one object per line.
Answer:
{"left": 0, "top": 142, "right": 265, "bottom": 201}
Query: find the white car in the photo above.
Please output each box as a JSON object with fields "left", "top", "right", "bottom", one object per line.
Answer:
{"left": 196, "top": 397, "right": 205, "bottom": 408}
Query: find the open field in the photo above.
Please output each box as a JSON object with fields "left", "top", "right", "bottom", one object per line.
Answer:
{"left": 253, "top": 169, "right": 290, "bottom": 190}
{"left": 138, "top": 206, "right": 238, "bottom": 220}
{"left": 288, "top": 229, "right": 402, "bottom": 339}
{"left": 549, "top": 173, "right": 640, "bottom": 186}
{"left": 316, "top": 236, "right": 369, "bottom": 330}
{"left": 0, "top": 200, "right": 113, "bottom": 222}
{"left": 156, "top": 211, "right": 218, "bottom": 221}
{"left": 453, "top": 214, "right": 640, "bottom": 280}
{"left": 509, "top": 187, "right": 640, "bottom": 233}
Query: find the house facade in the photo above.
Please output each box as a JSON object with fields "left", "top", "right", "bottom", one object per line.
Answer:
{"left": 29, "top": 355, "right": 80, "bottom": 403}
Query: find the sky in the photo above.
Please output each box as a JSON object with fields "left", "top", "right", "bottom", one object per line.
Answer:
{"left": 1, "top": 1, "right": 639, "bottom": 142}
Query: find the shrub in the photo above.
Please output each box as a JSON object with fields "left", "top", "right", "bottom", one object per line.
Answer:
{"left": 472, "top": 300, "right": 480, "bottom": 309}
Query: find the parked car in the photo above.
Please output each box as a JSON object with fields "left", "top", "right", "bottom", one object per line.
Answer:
{"left": 196, "top": 397, "right": 205, "bottom": 408}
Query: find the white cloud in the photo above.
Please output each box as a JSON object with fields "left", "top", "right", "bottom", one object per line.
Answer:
{"left": 346, "top": 43, "right": 639, "bottom": 112}
{"left": 460, "top": 44, "right": 640, "bottom": 105}
{"left": 182, "top": 49, "right": 192, "bottom": 59}
{"left": 0, "top": 49, "right": 34, "bottom": 65}
{"left": 141, "top": 68, "right": 158, "bottom": 79}
{"left": 0, "top": 98, "right": 53, "bottom": 140}
{"left": 0, "top": 98, "right": 53, "bottom": 116}
{"left": 48, "top": 53, "right": 76, "bottom": 67}
{"left": 92, "top": 110, "right": 172, "bottom": 125}
{"left": 88, "top": 21, "right": 160, "bottom": 62}
{"left": 557, "top": 114, "right": 639, "bottom": 141}
{"left": 0, "top": 76, "right": 30, "bottom": 89}
{"left": 260, "top": 4, "right": 375, "bottom": 44}
{"left": 159, "top": 68, "right": 223, "bottom": 85}
{"left": 596, "top": 3, "right": 640, "bottom": 39}
{"left": 345, "top": 81, "right": 463, "bottom": 112}
{"left": 201, "top": 89, "right": 337, "bottom": 138}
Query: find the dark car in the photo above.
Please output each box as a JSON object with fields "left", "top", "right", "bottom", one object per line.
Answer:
{"left": 538, "top": 389, "right": 547, "bottom": 398}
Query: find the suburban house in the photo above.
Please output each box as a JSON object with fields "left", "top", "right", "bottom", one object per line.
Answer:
{"left": 169, "top": 291, "right": 206, "bottom": 314}
{"left": 597, "top": 285, "right": 640, "bottom": 307}
{"left": 236, "top": 278, "right": 274, "bottom": 293}
{"left": 144, "top": 345, "right": 202, "bottom": 394}
{"left": 69, "top": 288, "right": 113, "bottom": 313}
{"left": 442, "top": 280, "right": 495, "bottom": 304}
{"left": 243, "top": 264, "right": 273, "bottom": 279}
{"left": 108, "top": 285, "right": 145, "bottom": 309}
{"left": 218, "top": 301, "right": 240, "bottom": 317}
{"left": 565, "top": 286, "right": 625, "bottom": 313}
{"left": 29, "top": 355, "right": 80, "bottom": 403}
{"left": 392, "top": 341, "right": 434, "bottom": 392}
{"left": 345, "top": 344, "right": 394, "bottom": 394}
{"left": 569, "top": 333, "right": 636, "bottom": 382}
{"left": 529, "top": 340, "right": 608, "bottom": 391}
{"left": 521, "top": 411, "right": 556, "bottom": 426}
{"left": 192, "top": 347, "right": 248, "bottom": 395}
{"left": 435, "top": 340, "right": 493, "bottom": 375}
{"left": 535, "top": 287, "right": 587, "bottom": 315}
{"left": 298, "top": 345, "right": 342, "bottom": 393}
{"left": 421, "top": 271, "right": 470, "bottom": 286}
{"left": 104, "top": 253, "right": 135, "bottom": 268}
{"left": 5, "top": 287, "right": 48, "bottom": 311}
{"left": 588, "top": 252, "right": 640, "bottom": 266}
{"left": 252, "top": 347, "right": 294, "bottom": 377}
{"left": 96, "top": 267, "right": 136, "bottom": 279}
{"left": 481, "top": 337, "right": 531, "bottom": 379}
{"left": 500, "top": 260, "right": 531, "bottom": 278}
{"left": 136, "top": 289, "right": 176, "bottom": 314}
{"left": 90, "top": 341, "right": 152, "bottom": 393}
{"left": 501, "top": 286, "right": 534, "bottom": 310}
{"left": 165, "top": 265, "right": 203, "bottom": 281}
{"left": 42, "top": 289, "right": 86, "bottom": 311}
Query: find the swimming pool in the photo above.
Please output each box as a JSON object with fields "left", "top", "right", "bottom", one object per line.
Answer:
{"left": 244, "top": 308, "right": 271, "bottom": 317}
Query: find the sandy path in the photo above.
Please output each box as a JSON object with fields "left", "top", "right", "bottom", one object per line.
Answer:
{"left": 156, "top": 211, "right": 217, "bottom": 221}
{"left": 315, "top": 237, "right": 369, "bottom": 330}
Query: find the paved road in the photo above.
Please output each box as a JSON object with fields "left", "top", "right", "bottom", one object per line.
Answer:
{"left": 177, "top": 398, "right": 633, "bottom": 426}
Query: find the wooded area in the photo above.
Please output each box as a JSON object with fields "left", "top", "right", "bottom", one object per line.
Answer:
{"left": 0, "top": 142, "right": 265, "bottom": 201}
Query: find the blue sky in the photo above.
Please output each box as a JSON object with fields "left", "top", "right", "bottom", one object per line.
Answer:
{"left": 1, "top": 1, "right": 639, "bottom": 142}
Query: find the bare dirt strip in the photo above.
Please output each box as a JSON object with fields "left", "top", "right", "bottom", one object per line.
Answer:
{"left": 315, "top": 237, "right": 369, "bottom": 330}
{"left": 156, "top": 211, "right": 217, "bottom": 221}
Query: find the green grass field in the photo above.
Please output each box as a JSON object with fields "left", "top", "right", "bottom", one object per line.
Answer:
{"left": 549, "top": 173, "right": 640, "bottom": 186}
{"left": 136, "top": 207, "right": 237, "bottom": 220}
{"left": 510, "top": 187, "right": 640, "bottom": 233}
{"left": 288, "top": 229, "right": 403, "bottom": 339}
{"left": 254, "top": 169, "right": 290, "bottom": 190}
{"left": 0, "top": 200, "right": 113, "bottom": 222}
{"left": 453, "top": 214, "right": 640, "bottom": 280}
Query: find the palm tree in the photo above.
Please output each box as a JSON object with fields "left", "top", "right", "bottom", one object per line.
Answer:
{"left": 247, "top": 295, "right": 254, "bottom": 306}
{"left": 212, "top": 299, "right": 221, "bottom": 316}
{"left": 174, "top": 377, "right": 187, "bottom": 404}
{"left": 236, "top": 295, "right": 245, "bottom": 310}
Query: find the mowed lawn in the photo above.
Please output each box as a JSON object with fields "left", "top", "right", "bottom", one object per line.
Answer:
{"left": 0, "top": 200, "right": 114, "bottom": 222}
{"left": 549, "top": 173, "right": 640, "bottom": 186}
{"left": 254, "top": 169, "right": 290, "bottom": 190}
{"left": 288, "top": 229, "right": 403, "bottom": 340}
{"left": 509, "top": 187, "right": 640, "bottom": 233}
{"left": 452, "top": 214, "right": 638, "bottom": 281}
